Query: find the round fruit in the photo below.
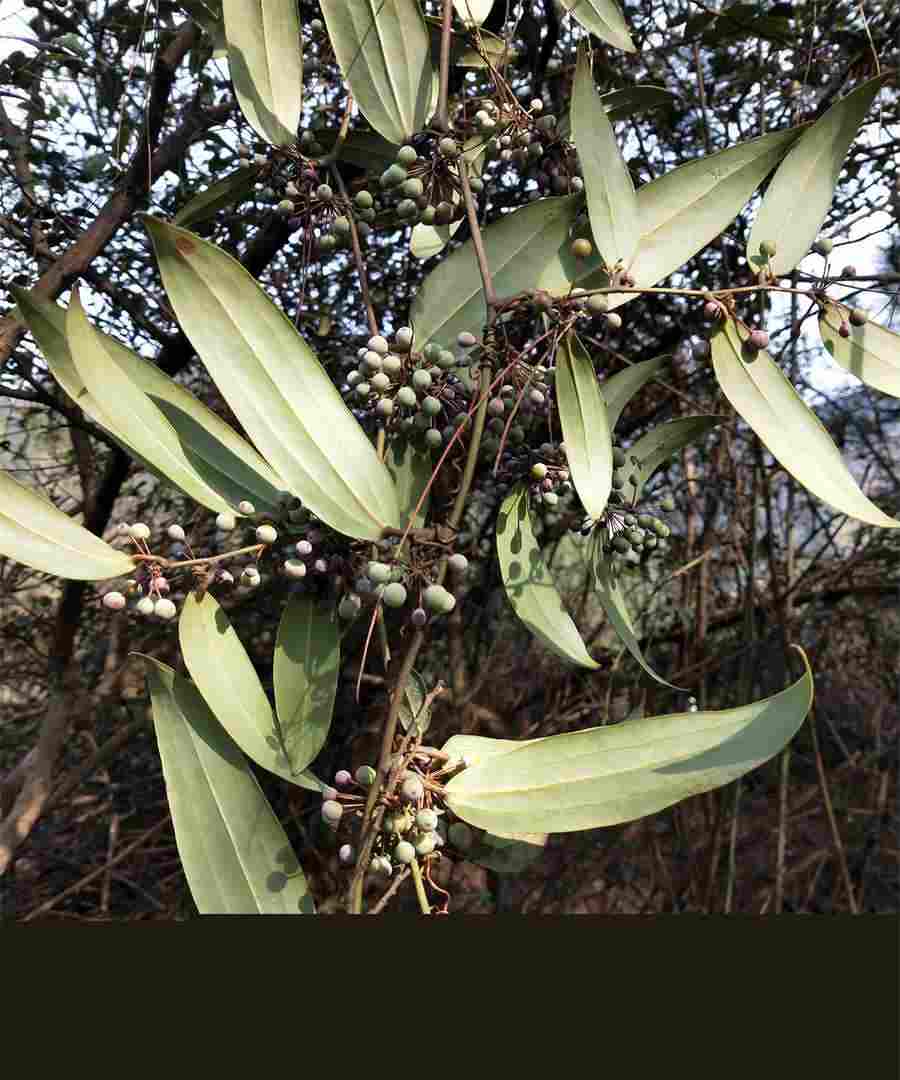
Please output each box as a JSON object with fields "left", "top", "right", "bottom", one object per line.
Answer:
{"left": 382, "top": 582, "right": 407, "bottom": 608}
{"left": 447, "top": 553, "right": 468, "bottom": 574}
{"left": 393, "top": 840, "right": 416, "bottom": 864}
{"left": 410, "top": 607, "right": 428, "bottom": 628}
{"left": 416, "top": 809, "right": 439, "bottom": 831}
{"left": 849, "top": 308, "right": 868, "bottom": 327}
{"left": 605, "top": 313, "right": 623, "bottom": 330}
{"left": 812, "top": 238, "right": 833, "bottom": 256}
{"left": 256, "top": 525, "right": 277, "bottom": 544}
{"left": 397, "top": 386, "right": 417, "bottom": 408}
{"left": 355, "top": 765, "right": 377, "bottom": 787}
{"left": 129, "top": 523, "right": 150, "bottom": 541}
{"left": 531, "top": 462, "right": 548, "bottom": 481}
{"left": 571, "top": 238, "right": 592, "bottom": 258}
{"left": 396, "top": 145, "right": 418, "bottom": 166}
{"left": 338, "top": 844, "right": 355, "bottom": 866}
{"left": 355, "top": 190, "right": 374, "bottom": 209}
{"left": 338, "top": 593, "right": 361, "bottom": 620}
{"left": 457, "top": 331, "right": 477, "bottom": 348}
{"left": 321, "top": 800, "right": 343, "bottom": 825}
{"left": 588, "top": 293, "right": 609, "bottom": 314}
{"left": 660, "top": 495, "right": 676, "bottom": 512}
{"left": 284, "top": 559, "right": 307, "bottom": 579}
{"left": 415, "top": 834, "right": 436, "bottom": 856}
{"left": 316, "top": 183, "right": 333, "bottom": 202}
{"left": 367, "top": 561, "right": 391, "bottom": 584}
{"left": 412, "top": 369, "right": 432, "bottom": 391}
{"left": 136, "top": 597, "right": 155, "bottom": 616}
{"left": 154, "top": 598, "right": 177, "bottom": 620}
{"left": 424, "top": 428, "right": 443, "bottom": 449}
{"left": 216, "top": 512, "right": 236, "bottom": 532}
{"left": 394, "top": 326, "right": 414, "bottom": 351}
{"left": 438, "top": 137, "right": 459, "bottom": 158}
{"left": 102, "top": 591, "right": 126, "bottom": 611}
{"left": 238, "top": 500, "right": 255, "bottom": 515}
{"left": 167, "top": 524, "right": 185, "bottom": 541}
{"left": 400, "top": 776, "right": 424, "bottom": 803}
{"left": 423, "top": 584, "right": 455, "bottom": 614}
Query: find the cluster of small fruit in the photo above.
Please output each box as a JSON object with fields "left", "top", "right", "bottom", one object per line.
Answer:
{"left": 338, "top": 548, "right": 468, "bottom": 628}
{"left": 344, "top": 329, "right": 480, "bottom": 451}
{"left": 319, "top": 761, "right": 472, "bottom": 877}
{"left": 478, "top": 96, "right": 583, "bottom": 198}
{"left": 377, "top": 140, "right": 478, "bottom": 231}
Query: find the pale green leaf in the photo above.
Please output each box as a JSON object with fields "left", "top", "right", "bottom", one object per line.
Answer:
{"left": 621, "top": 415, "right": 723, "bottom": 504}
{"left": 223, "top": 0, "right": 302, "bottom": 148}
{"left": 602, "top": 355, "right": 668, "bottom": 431}
{"left": 174, "top": 164, "right": 260, "bottom": 227}
{"left": 711, "top": 320, "right": 899, "bottom": 529}
{"left": 556, "top": 329, "right": 612, "bottom": 519}
{"left": 0, "top": 469, "right": 132, "bottom": 581}
{"left": 818, "top": 301, "right": 900, "bottom": 399}
{"left": 497, "top": 483, "right": 600, "bottom": 669}
{"left": 571, "top": 45, "right": 639, "bottom": 268}
{"left": 593, "top": 543, "right": 681, "bottom": 689}
{"left": 178, "top": 593, "right": 324, "bottom": 791}
{"left": 558, "top": 85, "right": 676, "bottom": 139}
{"left": 446, "top": 649, "right": 814, "bottom": 834}
{"left": 560, "top": 0, "right": 635, "bottom": 52}
{"left": 410, "top": 221, "right": 454, "bottom": 259}
{"left": 142, "top": 216, "right": 400, "bottom": 541}
{"left": 320, "top": 0, "right": 437, "bottom": 145}
{"left": 12, "top": 287, "right": 285, "bottom": 516}
{"left": 452, "top": 0, "right": 493, "bottom": 24}
{"left": 398, "top": 669, "right": 431, "bottom": 734}
{"left": 385, "top": 434, "right": 432, "bottom": 528}
{"left": 66, "top": 291, "right": 239, "bottom": 515}
{"left": 747, "top": 76, "right": 887, "bottom": 276}
{"left": 145, "top": 659, "right": 314, "bottom": 914}
{"left": 467, "top": 829, "right": 548, "bottom": 873}
{"left": 312, "top": 128, "right": 400, "bottom": 172}
{"left": 273, "top": 594, "right": 339, "bottom": 776}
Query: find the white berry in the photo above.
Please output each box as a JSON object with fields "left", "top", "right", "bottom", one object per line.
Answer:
{"left": 256, "top": 525, "right": 277, "bottom": 544}
{"left": 136, "top": 597, "right": 155, "bottom": 616}
{"left": 102, "top": 591, "right": 126, "bottom": 611}
{"left": 154, "top": 598, "right": 177, "bottom": 620}
{"left": 238, "top": 500, "right": 255, "bottom": 515}
{"left": 284, "top": 559, "right": 307, "bottom": 579}
{"left": 129, "top": 523, "right": 150, "bottom": 541}
{"left": 167, "top": 524, "right": 185, "bottom": 541}
{"left": 216, "top": 512, "right": 236, "bottom": 532}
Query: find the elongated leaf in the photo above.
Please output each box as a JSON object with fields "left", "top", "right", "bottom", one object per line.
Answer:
{"left": 312, "top": 128, "right": 400, "bottom": 173}
{"left": 467, "top": 830, "right": 548, "bottom": 873}
{"left": 145, "top": 659, "right": 314, "bottom": 914}
{"left": 442, "top": 732, "right": 541, "bottom": 768}
{"left": 67, "top": 291, "right": 240, "bottom": 514}
{"left": 223, "top": 0, "right": 302, "bottom": 148}
{"left": 594, "top": 545, "right": 681, "bottom": 689}
{"left": 747, "top": 76, "right": 887, "bottom": 276}
{"left": 607, "top": 128, "right": 802, "bottom": 307}
{"left": 179, "top": 593, "right": 324, "bottom": 791}
{"left": 385, "top": 435, "right": 432, "bottom": 528}
{"left": 622, "top": 415, "right": 723, "bottom": 504}
{"left": 497, "top": 483, "right": 600, "bottom": 669}
{"left": 398, "top": 670, "right": 431, "bottom": 734}
{"left": 174, "top": 164, "right": 260, "bottom": 227}
{"left": 571, "top": 45, "right": 639, "bottom": 269}
{"left": 13, "top": 287, "right": 285, "bottom": 515}
{"left": 445, "top": 649, "right": 814, "bottom": 834}
{"left": 558, "top": 85, "right": 675, "bottom": 139}
{"left": 143, "top": 216, "right": 400, "bottom": 541}
{"left": 412, "top": 195, "right": 579, "bottom": 348}
{"left": 712, "top": 321, "right": 899, "bottom": 529}
{"left": 0, "top": 469, "right": 132, "bottom": 581}
{"left": 602, "top": 355, "right": 668, "bottom": 430}
{"left": 273, "top": 594, "right": 339, "bottom": 775}
{"left": 818, "top": 301, "right": 900, "bottom": 399}
{"left": 560, "top": 0, "right": 635, "bottom": 53}
{"left": 320, "top": 0, "right": 437, "bottom": 146}
{"left": 556, "top": 330, "right": 612, "bottom": 519}
{"left": 452, "top": 0, "right": 492, "bottom": 23}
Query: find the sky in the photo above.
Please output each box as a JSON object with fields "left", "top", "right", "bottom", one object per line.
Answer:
{"left": 1, "top": 0, "right": 896, "bottom": 397}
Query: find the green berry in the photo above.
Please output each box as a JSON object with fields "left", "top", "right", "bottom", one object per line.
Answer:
{"left": 447, "top": 553, "right": 468, "bottom": 574}
{"left": 397, "top": 386, "right": 417, "bottom": 408}
{"left": 393, "top": 840, "right": 416, "bottom": 864}
{"left": 367, "top": 561, "right": 391, "bottom": 584}
{"left": 412, "top": 369, "right": 432, "bottom": 391}
{"left": 660, "top": 495, "right": 676, "bottom": 512}
{"left": 215, "top": 512, "right": 236, "bottom": 532}
{"left": 571, "top": 238, "right": 592, "bottom": 259}
{"left": 354, "top": 190, "right": 374, "bottom": 209}
{"left": 759, "top": 240, "right": 777, "bottom": 258}
{"left": 439, "top": 137, "right": 459, "bottom": 158}
{"left": 531, "top": 462, "right": 548, "bottom": 481}
{"left": 380, "top": 164, "right": 407, "bottom": 188}
{"left": 321, "top": 800, "right": 343, "bottom": 825}
{"left": 256, "top": 525, "right": 277, "bottom": 544}
{"left": 423, "top": 584, "right": 455, "bottom": 614}
{"left": 339, "top": 593, "right": 362, "bottom": 620}
{"left": 382, "top": 582, "right": 407, "bottom": 608}
{"left": 416, "top": 809, "right": 439, "bottom": 831}
{"left": 424, "top": 428, "right": 443, "bottom": 449}
{"left": 612, "top": 447, "right": 627, "bottom": 469}
{"left": 396, "top": 145, "right": 418, "bottom": 166}
{"left": 355, "top": 765, "right": 377, "bottom": 787}
{"left": 402, "top": 177, "right": 424, "bottom": 198}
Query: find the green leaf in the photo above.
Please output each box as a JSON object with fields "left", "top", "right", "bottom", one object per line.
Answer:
{"left": 442, "top": 732, "right": 541, "bottom": 768}
{"left": 818, "top": 300, "right": 900, "bottom": 399}
{"left": 571, "top": 45, "right": 639, "bottom": 269}
{"left": 13, "top": 287, "right": 285, "bottom": 516}
{"left": 222, "top": 0, "right": 302, "bottom": 148}
{"left": 412, "top": 195, "right": 579, "bottom": 348}
{"left": 711, "top": 320, "right": 899, "bottom": 529}
{"left": 142, "top": 216, "right": 400, "bottom": 541}
{"left": 560, "top": 0, "right": 635, "bottom": 53}
{"left": 452, "top": 0, "right": 493, "bottom": 23}
{"left": 273, "top": 594, "right": 339, "bottom": 776}
{"left": 445, "top": 649, "right": 814, "bottom": 834}
{"left": 385, "top": 435, "right": 432, "bottom": 528}
{"left": 610, "top": 128, "right": 802, "bottom": 307}
{"left": 398, "top": 669, "right": 431, "bottom": 734}
{"left": 174, "top": 164, "right": 261, "bottom": 227}
{"left": 593, "top": 544, "right": 681, "bottom": 689}
{"left": 320, "top": 0, "right": 437, "bottom": 146}
{"left": 747, "top": 76, "right": 887, "bottom": 276}
{"left": 467, "top": 829, "right": 548, "bottom": 873}
{"left": 178, "top": 593, "right": 324, "bottom": 791}
{"left": 312, "top": 129, "right": 400, "bottom": 173}
{"left": 145, "top": 659, "right": 314, "bottom": 914}
{"left": 621, "top": 415, "right": 724, "bottom": 504}
{"left": 602, "top": 355, "right": 668, "bottom": 431}
{"left": 497, "top": 483, "right": 600, "bottom": 669}
{"left": 0, "top": 469, "right": 132, "bottom": 581}
{"left": 558, "top": 85, "right": 675, "bottom": 138}
{"left": 66, "top": 291, "right": 239, "bottom": 515}
{"left": 556, "top": 330, "right": 612, "bottom": 520}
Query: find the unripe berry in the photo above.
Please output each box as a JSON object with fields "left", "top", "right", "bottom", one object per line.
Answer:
{"left": 382, "top": 582, "right": 407, "bottom": 608}
{"left": 129, "top": 523, "right": 150, "bottom": 541}
{"left": 216, "top": 512, "right": 236, "bottom": 532}
{"left": 338, "top": 844, "right": 355, "bottom": 866}
{"left": 841, "top": 265, "right": 857, "bottom": 277}
{"left": 167, "top": 524, "right": 185, "bottom": 541}
{"left": 136, "top": 597, "right": 155, "bottom": 616}
{"left": 321, "top": 800, "right": 343, "bottom": 825}
{"left": 256, "top": 525, "right": 277, "bottom": 545}
{"left": 237, "top": 500, "right": 255, "bottom": 515}
{"left": 394, "top": 326, "right": 414, "bottom": 351}
{"left": 316, "top": 183, "right": 333, "bottom": 202}
{"left": 748, "top": 329, "right": 769, "bottom": 350}
{"left": 400, "top": 775, "right": 424, "bottom": 802}
{"left": 241, "top": 567, "right": 261, "bottom": 586}
{"left": 396, "top": 145, "right": 418, "bottom": 166}
{"left": 812, "top": 238, "right": 833, "bottom": 256}
{"left": 612, "top": 447, "right": 627, "bottom": 468}
{"left": 102, "top": 591, "right": 126, "bottom": 611}
{"left": 588, "top": 293, "right": 609, "bottom": 314}
{"left": 284, "top": 559, "right": 307, "bottom": 579}
{"left": 335, "top": 769, "right": 353, "bottom": 787}
{"left": 605, "top": 313, "right": 622, "bottom": 330}
{"left": 439, "top": 137, "right": 459, "bottom": 158}
{"left": 355, "top": 190, "right": 374, "bottom": 210}
{"left": 759, "top": 240, "right": 777, "bottom": 258}
{"left": 354, "top": 764, "right": 375, "bottom": 790}
{"left": 457, "top": 331, "right": 477, "bottom": 348}
{"left": 367, "top": 561, "right": 391, "bottom": 584}
{"left": 415, "top": 834, "right": 436, "bottom": 856}
{"left": 411, "top": 369, "right": 432, "bottom": 391}
{"left": 423, "top": 584, "right": 455, "bottom": 614}
{"left": 397, "top": 386, "right": 417, "bottom": 408}
{"left": 393, "top": 840, "right": 416, "bottom": 864}
{"left": 849, "top": 308, "right": 868, "bottom": 327}
{"left": 571, "top": 238, "right": 592, "bottom": 259}
{"left": 321, "top": 786, "right": 339, "bottom": 803}
{"left": 424, "top": 428, "right": 443, "bottom": 449}
{"left": 375, "top": 397, "right": 394, "bottom": 419}
{"left": 367, "top": 334, "right": 389, "bottom": 355}
{"left": 154, "top": 598, "right": 177, "bottom": 620}
{"left": 447, "top": 553, "right": 468, "bottom": 574}
{"left": 416, "top": 809, "right": 439, "bottom": 831}
{"left": 421, "top": 395, "right": 442, "bottom": 417}
{"left": 410, "top": 607, "right": 428, "bottom": 628}
{"left": 338, "top": 593, "right": 362, "bottom": 620}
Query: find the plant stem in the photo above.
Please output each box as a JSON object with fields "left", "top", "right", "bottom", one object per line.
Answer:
{"left": 410, "top": 859, "right": 431, "bottom": 914}
{"left": 436, "top": 0, "right": 454, "bottom": 132}
{"left": 330, "top": 165, "right": 378, "bottom": 337}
